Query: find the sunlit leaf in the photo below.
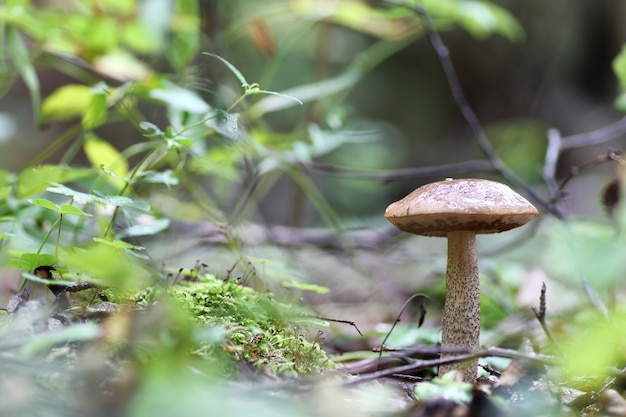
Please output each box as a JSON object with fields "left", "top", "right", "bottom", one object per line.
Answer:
{"left": 93, "top": 237, "right": 144, "bottom": 250}
{"left": 41, "top": 84, "right": 92, "bottom": 122}
{"left": 30, "top": 198, "right": 60, "bottom": 212}
{"left": 94, "top": 194, "right": 151, "bottom": 211}
{"left": 62, "top": 244, "right": 149, "bottom": 290}
{"left": 135, "top": 170, "right": 179, "bottom": 188}
{"left": 21, "top": 272, "right": 75, "bottom": 288}
{"left": 7, "top": 259, "right": 32, "bottom": 270}
{"left": 93, "top": 50, "right": 151, "bottom": 82}
{"left": 562, "top": 312, "right": 626, "bottom": 378}
{"left": 8, "top": 253, "right": 57, "bottom": 271}
{"left": 282, "top": 281, "right": 329, "bottom": 294}
{"left": 82, "top": 85, "right": 108, "bottom": 129}
{"left": 46, "top": 183, "right": 98, "bottom": 205}
{"left": 454, "top": 1, "right": 524, "bottom": 40}
{"left": 123, "top": 21, "right": 161, "bottom": 54}
{"left": 613, "top": 44, "right": 626, "bottom": 91}
{"left": 291, "top": 0, "right": 419, "bottom": 40}
{"left": 17, "top": 165, "right": 94, "bottom": 198}
{"left": 84, "top": 132, "right": 129, "bottom": 189}
{"left": 59, "top": 204, "right": 90, "bottom": 216}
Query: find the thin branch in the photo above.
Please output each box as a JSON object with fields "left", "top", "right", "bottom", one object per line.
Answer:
{"left": 543, "top": 129, "right": 564, "bottom": 207}
{"left": 181, "top": 221, "right": 402, "bottom": 249}
{"left": 241, "top": 346, "right": 560, "bottom": 393}
{"left": 560, "top": 116, "right": 626, "bottom": 150}
{"left": 300, "top": 314, "right": 363, "bottom": 336}
{"left": 413, "top": 5, "right": 561, "bottom": 218}
{"left": 343, "top": 347, "right": 561, "bottom": 386}
{"left": 304, "top": 160, "right": 495, "bottom": 181}
{"left": 375, "top": 293, "right": 434, "bottom": 370}
{"left": 558, "top": 149, "right": 624, "bottom": 191}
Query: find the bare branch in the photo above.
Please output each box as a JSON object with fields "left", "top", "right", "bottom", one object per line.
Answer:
{"left": 179, "top": 221, "right": 402, "bottom": 249}
{"left": 560, "top": 116, "right": 626, "bottom": 150}
{"left": 543, "top": 129, "right": 568, "bottom": 215}
{"left": 558, "top": 149, "right": 624, "bottom": 191}
{"left": 305, "top": 160, "right": 494, "bottom": 181}
{"left": 343, "top": 347, "right": 561, "bottom": 385}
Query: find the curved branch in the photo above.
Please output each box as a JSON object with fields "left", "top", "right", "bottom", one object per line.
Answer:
{"left": 560, "top": 116, "right": 626, "bottom": 150}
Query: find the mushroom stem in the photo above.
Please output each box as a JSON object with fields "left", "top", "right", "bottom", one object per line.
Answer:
{"left": 439, "top": 230, "right": 480, "bottom": 382}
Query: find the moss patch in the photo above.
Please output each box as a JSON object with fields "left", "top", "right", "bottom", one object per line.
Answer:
{"left": 168, "top": 274, "right": 335, "bottom": 377}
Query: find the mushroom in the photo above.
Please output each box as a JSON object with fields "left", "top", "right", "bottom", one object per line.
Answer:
{"left": 384, "top": 178, "right": 539, "bottom": 382}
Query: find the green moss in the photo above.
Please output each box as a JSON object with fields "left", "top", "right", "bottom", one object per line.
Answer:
{"left": 168, "top": 274, "right": 335, "bottom": 377}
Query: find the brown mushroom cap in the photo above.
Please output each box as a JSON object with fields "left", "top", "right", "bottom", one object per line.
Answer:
{"left": 384, "top": 178, "right": 539, "bottom": 237}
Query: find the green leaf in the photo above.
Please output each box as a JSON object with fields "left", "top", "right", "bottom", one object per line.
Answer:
{"left": 292, "top": 0, "right": 419, "bottom": 40}
{"left": 41, "top": 84, "right": 92, "bottom": 122}
{"left": 413, "top": 373, "right": 473, "bottom": 403}
{"left": 46, "top": 183, "right": 98, "bottom": 205}
{"left": 82, "top": 85, "right": 108, "bottom": 129}
{"left": 7, "top": 27, "right": 40, "bottom": 122}
{"left": 20, "top": 253, "right": 57, "bottom": 268}
{"left": 94, "top": 194, "right": 151, "bottom": 211}
{"left": 135, "top": 170, "right": 179, "bottom": 188}
{"left": 562, "top": 312, "right": 626, "bottom": 378}
{"left": 204, "top": 53, "right": 249, "bottom": 87}
{"left": 22, "top": 272, "right": 75, "bottom": 287}
{"left": 17, "top": 165, "right": 93, "bottom": 198}
{"left": 30, "top": 198, "right": 60, "bottom": 213}
{"left": 100, "top": 166, "right": 130, "bottom": 185}
{"left": 7, "top": 253, "right": 56, "bottom": 271}
{"left": 93, "top": 237, "right": 144, "bottom": 250}
{"left": 59, "top": 204, "right": 91, "bottom": 216}
{"left": 613, "top": 45, "right": 626, "bottom": 91}
{"left": 140, "top": 121, "right": 164, "bottom": 137}
{"left": 92, "top": 50, "right": 151, "bottom": 81}
{"left": 7, "top": 259, "right": 32, "bottom": 270}
{"left": 454, "top": 1, "right": 524, "bottom": 40}
{"left": 123, "top": 21, "right": 160, "bottom": 54}
{"left": 282, "top": 281, "right": 329, "bottom": 294}
{"left": 62, "top": 244, "right": 149, "bottom": 290}
{"left": 83, "top": 132, "right": 129, "bottom": 189}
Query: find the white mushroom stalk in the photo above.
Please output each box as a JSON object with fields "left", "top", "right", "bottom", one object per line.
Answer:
{"left": 384, "top": 178, "right": 539, "bottom": 382}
